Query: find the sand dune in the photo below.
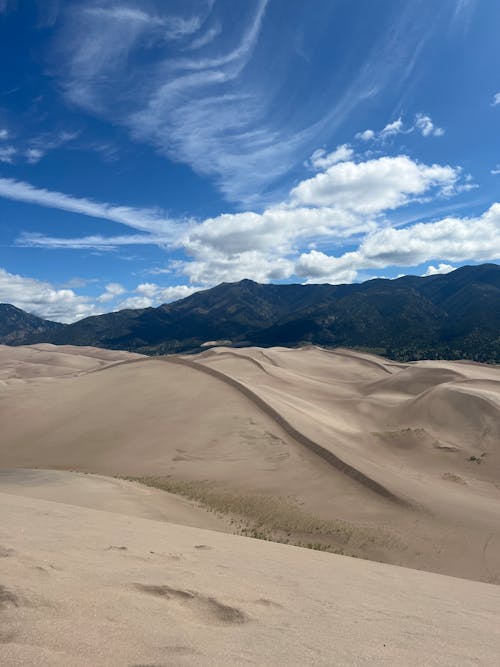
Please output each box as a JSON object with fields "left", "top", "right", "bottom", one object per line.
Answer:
{"left": 1, "top": 343, "right": 500, "bottom": 583}
{"left": 0, "top": 469, "right": 230, "bottom": 532}
{"left": 2, "top": 490, "right": 500, "bottom": 666}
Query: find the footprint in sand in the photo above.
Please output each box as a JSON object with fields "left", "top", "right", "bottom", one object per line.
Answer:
{"left": 133, "top": 583, "right": 247, "bottom": 626}
{"left": 0, "top": 585, "right": 19, "bottom": 609}
{"left": 0, "top": 546, "right": 15, "bottom": 558}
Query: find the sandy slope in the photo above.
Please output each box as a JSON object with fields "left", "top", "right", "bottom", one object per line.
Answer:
{"left": 0, "top": 469, "right": 229, "bottom": 532}
{"left": 1, "top": 490, "right": 500, "bottom": 666}
{"left": 0, "top": 343, "right": 499, "bottom": 582}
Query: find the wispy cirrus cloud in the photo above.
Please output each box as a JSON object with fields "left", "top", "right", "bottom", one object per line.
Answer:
{"left": 0, "top": 129, "right": 79, "bottom": 165}
{"left": 0, "top": 146, "right": 16, "bottom": 163}
{"left": 50, "top": 1, "right": 457, "bottom": 204}
{"left": 0, "top": 177, "right": 181, "bottom": 235}
{"left": 17, "top": 232, "right": 168, "bottom": 250}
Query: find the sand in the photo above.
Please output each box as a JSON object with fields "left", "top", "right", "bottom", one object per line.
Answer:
{"left": 1, "top": 489, "right": 500, "bottom": 666}
{"left": 1, "top": 343, "right": 499, "bottom": 581}
{"left": 1, "top": 343, "right": 500, "bottom": 663}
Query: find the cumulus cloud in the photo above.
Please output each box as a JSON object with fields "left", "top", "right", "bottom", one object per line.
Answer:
{"left": 115, "top": 295, "right": 154, "bottom": 310}
{"left": 171, "top": 250, "right": 295, "bottom": 285}
{"left": 135, "top": 283, "right": 200, "bottom": 302}
{"left": 415, "top": 113, "right": 444, "bottom": 137}
{"left": 295, "top": 251, "right": 358, "bottom": 284}
{"left": 98, "top": 282, "right": 126, "bottom": 303}
{"left": 116, "top": 283, "right": 200, "bottom": 309}
{"left": 0, "top": 267, "right": 101, "bottom": 322}
{"left": 355, "top": 113, "right": 443, "bottom": 142}
{"left": 380, "top": 118, "right": 404, "bottom": 138}
{"left": 355, "top": 129, "right": 375, "bottom": 141}
{"left": 0, "top": 266, "right": 200, "bottom": 319}
{"left": 423, "top": 263, "right": 456, "bottom": 276}
{"left": 491, "top": 165, "right": 500, "bottom": 175}
{"left": 9, "top": 152, "right": 474, "bottom": 289}
{"left": 291, "top": 156, "right": 458, "bottom": 212}
{"left": 172, "top": 202, "right": 373, "bottom": 285}
{"left": 0, "top": 128, "right": 8, "bottom": 139}
{"left": 492, "top": 92, "right": 500, "bottom": 106}
{"left": 295, "top": 203, "right": 500, "bottom": 283}
{"left": 307, "top": 144, "right": 354, "bottom": 170}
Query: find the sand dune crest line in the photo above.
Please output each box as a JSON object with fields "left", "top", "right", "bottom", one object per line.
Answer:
{"left": 165, "top": 356, "right": 407, "bottom": 505}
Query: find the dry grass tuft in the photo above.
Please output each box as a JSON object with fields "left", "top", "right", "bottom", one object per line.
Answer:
{"left": 126, "top": 476, "right": 399, "bottom": 557}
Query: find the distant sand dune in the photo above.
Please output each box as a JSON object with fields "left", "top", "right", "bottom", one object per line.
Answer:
{"left": 1, "top": 343, "right": 499, "bottom": 583}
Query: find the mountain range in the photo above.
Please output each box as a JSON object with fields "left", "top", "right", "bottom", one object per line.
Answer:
{"left": 1, "top": 263, "right": 499, "bottom": 362}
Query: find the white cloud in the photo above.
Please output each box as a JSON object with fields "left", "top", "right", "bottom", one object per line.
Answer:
{"left": 0, "top": 267, "right": 100, "bottom": 322}
{"left": 355, "top": 113, "right": 443, "bottom": 142}
{"left": 25, "top": 148, "right": 44, "bottom": 164}
{"left": 491, "top": 165, "right": 500, "bottom": 175}
{"left": 295, "top": 203, "right": 500, "bottom": 283}
{"left": 358, "top": 204, "right": 500, "bottom": 266}
{"left": 423, "top": 263, "right": 456, "bottom": 276}
{"left": 308, "top": 144, "right": 354, "bottom": 170}
{"left": 56, "top": 0, "right": 274, "bottom": 203}
{"left": 116, "top": 283, "right": 199, "bottom": 310}
{"left": 52, "top": 0, "right": 447, "bottom": 204}
{"left": 135, "top": 283, "right": 200, "bottom": 302}
{"left": 0, "top": 268, "right": 197, "bottom": 319}
{"left": 115, "top": 295, "right": 153, "bottom": 310}
{"left": 61, "top": 277, "right": 99, "bottom": 289}
{"left": 295, "top": 251, "right": 358, "bottom": 284}
{"left": 172, "top": 202, "right": 372, "bottom": 285}
{"left": 291, "top": 156, "right": 458, "bottom": 212}
{"left": 0, "top": 131, "right": 79, "bottom": 165}
{"left": 172, "top": 251, "right": 295, "bottom": 285}
{"left": 492, "top": 92, "right": 500, "bottom": 106}
{"left": 452, "top": 0, "right": 477, "bottom": 31}
{"left": 9, "top": 152, "right": 472, "bottom": 290}
{"left": 0, "top": 146, "right": 16, "bottom": 163}
{"left": 183, "top": 205, "right": 367, "bottom": 256}
{"left": 415, "top": 113, "right": 444, "bottom": 137}
{"left": 0, "top": 177, "right": 180, "bottom": 235}
{"left": 380, "top": 118, "right": 404, "bottom": 138}
{"left": 187, "top": 24, "right": 222, "bottom": 50}
{"left": 98, "top": 282, "right": 126, "bottom": 303}
{"left": 17, "top": 232, "right": 168, "bottom": 250}
{"left": 355, "top": 129, "right": 375, "bottom": 141}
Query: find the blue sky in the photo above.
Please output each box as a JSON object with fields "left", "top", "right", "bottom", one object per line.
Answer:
{"left": 0, "top": 0, "right": 499, "bottom": 321}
